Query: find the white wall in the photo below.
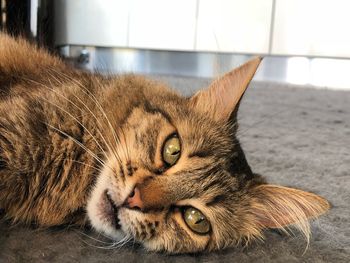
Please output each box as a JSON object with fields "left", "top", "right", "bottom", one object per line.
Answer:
{"left": 54, "top": 0, "right": 350, "bottom": 58}
{"left": 195, "top": 0, "right": 273, "bottom": 53}
{"left": 128, "top": 0, "right": 197, "bottom": 50}
{"left": 54, "top": 0, "right": 129, "bottom": 47}
{"left": 272, "top": 0, "right": 350, "bottom": 57}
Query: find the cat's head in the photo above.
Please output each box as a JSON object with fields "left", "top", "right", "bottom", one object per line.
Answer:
{"left": 87, "top": 58, "right": 329, "bottom": 253}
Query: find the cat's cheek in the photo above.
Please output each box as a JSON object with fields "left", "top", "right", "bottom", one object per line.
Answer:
{"left": 142, "top": 238, "right": 164, "bottom": 252}
{"left": 117, "top": 209, "right": 133, "bottom": 235}
{"left": 117, "top": 208, "right": 165, "bottom": 245}
{"left": 172, "top": 211, "right": 210, "bottom": 250}
{"left": 143, "top": 212, "right": 210, "bottom": 253}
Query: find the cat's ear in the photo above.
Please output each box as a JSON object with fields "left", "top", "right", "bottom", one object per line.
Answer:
{"left": 189, "top": 57, "right": 262, "bottom": 122}
{"left": 247, "top": 184, "right": 330, "bottom": 237}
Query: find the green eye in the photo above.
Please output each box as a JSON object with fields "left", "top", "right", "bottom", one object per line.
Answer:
{"left": 162, "top": 134, "right": 181, "bottom": 166}
{"left": 183, "top": 207, "right": 211, "bottom": 234}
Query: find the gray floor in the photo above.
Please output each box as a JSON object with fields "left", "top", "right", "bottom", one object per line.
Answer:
{"left": 1, "top": 77, "right": 349, "bottom": 262}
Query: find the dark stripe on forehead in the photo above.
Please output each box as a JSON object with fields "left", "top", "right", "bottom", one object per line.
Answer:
{"left": 196, "top": 164, "right": 222, "bottom": 181}
{"left": 188, "top": 149, "right": 213, "bottom": 158}
{"left": 173, "top": 163, "right": 214, "bottom": 181}
{"left": 130, "top": 102, "right": 173, "bottom": 165}
{"left": 0, "top": 156, "right": 6, "bottom": 170}
{"left": 118, "top": 102, "right": 141, "bottom": 128}
{"left": 143, "top": 101, "right": 172, "bottom": 124}
{"left": 135, "top": 123, "right": 160, "bottom": 164}
{"left": 206, "top": 194, "right": 227, "bottom": 206}
{"left": 201, "top": 178, "right": 224, "bottom": 192}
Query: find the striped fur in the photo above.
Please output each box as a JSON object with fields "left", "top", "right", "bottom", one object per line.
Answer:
{"left": 0, "top": 34, "right": 329, "bottom": 253}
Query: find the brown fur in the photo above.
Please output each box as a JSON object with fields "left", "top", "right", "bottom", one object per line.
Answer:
{"left": 0, "top": 33, "right": 329, "bottom": 253}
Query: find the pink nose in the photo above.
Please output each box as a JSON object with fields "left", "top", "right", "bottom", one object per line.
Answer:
{"left": 127, "top": 187, "right": 143, "bottom": 210}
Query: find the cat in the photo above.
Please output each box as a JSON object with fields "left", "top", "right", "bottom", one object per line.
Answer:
{"left": 0, "top": 33, "right": 329, "bottom": 253}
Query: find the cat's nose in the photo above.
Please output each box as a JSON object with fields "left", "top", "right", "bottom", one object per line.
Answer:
{"left": 126, "top": 187, "right": 144, "bottom": 210}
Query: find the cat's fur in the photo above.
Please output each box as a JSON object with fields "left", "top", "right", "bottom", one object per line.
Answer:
{"left": 0, "top": 34, "right": 329, "bottom": 253}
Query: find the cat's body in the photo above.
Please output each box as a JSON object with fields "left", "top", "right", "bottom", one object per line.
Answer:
{"left": 0, "top": 34, "right": 329, "bottom": 253}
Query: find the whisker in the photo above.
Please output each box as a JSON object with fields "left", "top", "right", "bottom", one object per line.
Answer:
{"left": 24, "top": 77, "right": 109, "bottom": 153}
{"left": 54, "top": 158, "right": 104, "bottom": 173}
{"left": 43, "top": 122, "right": 109, "bottom": 170}
{"left": 38, "top": 95, "right": 107, "bottom": 156}
{"left": 80, "top": 238, "right": 119, "bottom": 250}
{"left": 111, "top": 234, "right": 133, "bottom": 249}
{"left": 25, "top": 72, "right": 130, "bottom": 175}
{"left": 73, "top": 229, "right": 115, "bottom": 245}
{"left": 47, "top": 71, "right": 127, "bottom": 165}
{"left": 25, "top": 76, "right": 119, "bottom": 167}
{"left": 80, "top": 234, "right": 132, "bottom": 250}
{"left": 78, "top": 85, "right": 125, "bottom": 157}
{"left": 42, "top": 73, "right": 121, "bottom": 164}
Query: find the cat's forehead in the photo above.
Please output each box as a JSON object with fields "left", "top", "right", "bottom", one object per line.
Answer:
{"left": 122, "top": 98, "right": 241, "bottom": 188}
{"left": 125, "top": 90, "right": 235, "bottom": 156}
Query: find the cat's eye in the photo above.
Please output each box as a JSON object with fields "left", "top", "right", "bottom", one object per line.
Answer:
{"left": 182, "top": 207, "right": 211, "bottom": 234}
{"left": 162, "top": 134, "right": 181, "bottom": 166}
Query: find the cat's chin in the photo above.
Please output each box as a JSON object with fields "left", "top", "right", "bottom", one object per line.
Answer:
{"left": 86, "top": 173, "right": 126, "bottom": 241}
{"left": 86, "top": 188, "right": 124, "bottom": 239}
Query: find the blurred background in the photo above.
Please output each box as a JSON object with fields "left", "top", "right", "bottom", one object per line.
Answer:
{"left": 1, "top": 0, "right": 350, "bottom": 90}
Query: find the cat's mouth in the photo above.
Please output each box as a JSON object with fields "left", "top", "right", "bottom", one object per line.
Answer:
{"left": 104, "top": 191, "right": 122, "bottom": 230}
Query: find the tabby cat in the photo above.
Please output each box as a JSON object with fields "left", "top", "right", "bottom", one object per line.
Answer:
{"left": 0, "top": 34, "right": 329, "bottom": 253}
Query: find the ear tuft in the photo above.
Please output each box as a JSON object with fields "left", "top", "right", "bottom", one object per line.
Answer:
{"left": 248, "top": 185, "right": 330, "bottom": 243}
{"left": 190, "top": 57, "right": 262, "bottom": 122}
